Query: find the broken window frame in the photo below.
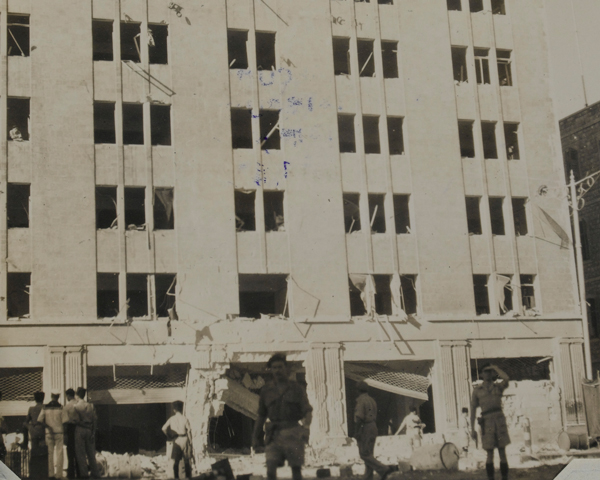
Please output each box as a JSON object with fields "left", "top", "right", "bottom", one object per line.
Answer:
{"left": 498, "top": 274, "right": 513, "bottom": 315}
{"left": 154, "top": 187, "right": 175, "bottom": 230}
{"left": 378, "top": 0, "right": 394, "bottom": 4}
{"left": 228, "top": 29, "right": 249, "bottom": 69}
{"left": 94, "top": 102, "right": 116, "bottom": 144}
{"left": 96, "top": 186, "right": 118, "bottom": 230}
{"left": 387, "top": 116, "right": 404, "bottom": 155}
{"left": 124, "top": 186, "right": 146, "bottom": 230}
{"left": 512, "top": 197, "right": 528, "bottom": 236}
{"left": 348, "top": 277, "right": 367, "bottom": 317}
{"left": 491, "top": 0, "right": 506, "bottom": 15}
{"left": 473, "top": 274, "right": 490, "bottom": 315}
{"left": 333, "top": 37, "right": 351, "bottom": 76}
{"left": 259, "top": 110, "right": 280, "bottom": 150}
{"left": 368, "top": 193, "right": 386, "bottom": 234}
{"left": 489, "top": 197, "right": 505, "bottom": 236}
{"left": 235, "top": 189, "right": 256, "bottom": 232}
{"left": 150, "top": 104, "right": 172, "bottom": 146}
{"left": 474, "top": 48, "right": 490, "bottom": 85}
{"left": 255, "top": 31, "right": 276, "bottom": 71}
{"left": 580, "top": 220, "right": 591, "bottom": 261}
{"left": 451, "top": 46, "right": 468, "bottom": 84}
{"left": 7, "top": 272, "right": 31, "bottom": 318}
{"left": 588, "top": 298, "right": 599, "bottom": 338}
{"left": 357, "top": 39, "right": 376, "bottom": 78}
{"left": 122, "top": 103, "right": 144, "bottom": 145}
{"left": 381, "top": 40, "right": 399, "bottom": 79}
{"left": 7, "top": 14, "right": 30, "bottom": 57}
{"left": 231, "top": 108, "right": 253, "bottom": 149}
{"left": 469, "top": 0, "right": 484, "bottom": 13}
{"left": 338, "top": 114, "right": 356, "bottom": 153}
{"left": 97, "top": 273, "right": 120, "bottom": 319}
{"left": 465, "top": 196, "right": 482, "bottom": 235}
{"left": 447, "top": 0, "right": 462, "bottom": 11}
{"left": 497, "top": 49, "right": 513, "bottom": 86}
{"left": 363, "top": 115, "right": 381, "bottom": 154}
{"left": 504, "top": 122, "right": 520, "bottom": 160}
{"left": 373, "top": 275, "right": 393, "bottom": 316}
{"left": 120, "top": 21, "right": 142, "bottom": 63}
{"left": 148, "top": 23, "right": 169, "bottom": 65}
{"left": 481, "top": 121, "right": 498, "bottom": 159}
{"left": 343, "top": 193, "right": 361, "bottom": 233}
{"left": 393, "top": 194, "right": 411, "bottom": 234}
{"left": 155, "top": 274, "right": 176, "bottom": 318}
{"left": 400, "top": 274, "right": 418, "bottom": 315}
{"left": 520, "top": 274, "right": 536, "bottom": 311}
{"left": 92, "top": 19, "right": 114, "bottom": 62}
{"left": 458, "top": 120, "right": 475, "bottom": 158}
{"left": 238, "top": 274, "right": 289, "bottom": 319}
{"left": 264, "top": 190, "right": 285, "bottom": 233}
{"left": 126, "top": 273, "right": 150, "bottom": 319}
{"left": 7, "top": 97, "right": 30, "bottom": 142}
{"left": 7, "top": 183, "right": 30, "bottom": 229}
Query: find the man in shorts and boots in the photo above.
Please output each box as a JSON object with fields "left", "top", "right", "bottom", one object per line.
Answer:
{"left": 161, "top": 401, "right": 192, "bottom": 479}
{"left": 355, "top": 381, "right": 394, "bottom": 480}
{"left": 471, "top": 364, "right": 510, "bottom": 480}
{"left": 252, "top": 353, "right": 312, "bottom": 480}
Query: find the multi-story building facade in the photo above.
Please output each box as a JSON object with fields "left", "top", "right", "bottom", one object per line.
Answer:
{"left": 0, "top": 0, "right": 587, "bottom": 457}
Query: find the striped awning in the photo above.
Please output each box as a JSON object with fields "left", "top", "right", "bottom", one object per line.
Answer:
{"left": 345, "top": 363, "right": 430, "bottom": 401}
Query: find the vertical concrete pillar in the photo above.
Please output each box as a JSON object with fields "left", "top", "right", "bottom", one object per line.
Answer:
{"left": 433, "top": 341, "right": 471, "bottom": 432}
{"left": 305, "top": 343, "right": 348, "bottom": 445}
{"left": 555, "top": 339, "right": 586, "bottom": 425}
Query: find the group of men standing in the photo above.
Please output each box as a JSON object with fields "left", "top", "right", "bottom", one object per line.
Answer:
{"left": 24, "top": 387, "right": 99, "bottom": 479}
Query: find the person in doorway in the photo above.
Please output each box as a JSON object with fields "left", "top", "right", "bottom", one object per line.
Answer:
{"left": 26, "top": 391, "right": 48, "bottom": 479}
{"left": 395, "top": 406, "right": 425, "bottom": 450}
{"left": 471, "top": 364, "right": 510, "bottom": 480}
{"left": 459, "top": 407, "right": 471, "bottom": 454}
{"left": 74, "top": 388, "right": 100, "bottom": 479}
{"left": 38, "top": 393, "right": 64, "bottom": 480}
{"left": 63, "top": 389, "right": 79, "bottom": 478}
{"left": 355, "top": 381, "right": 395, "bottom": 480}
{"left": 162, "top": 400, "right": 193, "bottom": 479}
{"left": 252, "top": 353, "right": 312, "bottom": 480}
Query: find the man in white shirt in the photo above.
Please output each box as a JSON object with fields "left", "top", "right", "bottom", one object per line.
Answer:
{"left": 162, "top": 401, "right": 192, "bottom": 479}
{"left": 395, "top": 407, "right": 425, "bottom": 450}
{"left": 38, "top": 393, "right": 65, "bottom": 480}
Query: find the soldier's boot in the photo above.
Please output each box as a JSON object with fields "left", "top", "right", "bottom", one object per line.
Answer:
{"left": 500, "top": 462, "right": 509, "bottom": 480}
{"left": 486, "top": 462, "right": 495, "bottom": 480}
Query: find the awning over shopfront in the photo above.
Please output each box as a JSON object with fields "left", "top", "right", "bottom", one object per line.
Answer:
{"left": 345, "top": 362, "right": 430, "bottom": 401}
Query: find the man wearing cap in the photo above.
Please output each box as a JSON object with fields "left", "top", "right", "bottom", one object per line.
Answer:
{"left": 354, "top": 381, "right": 394, "bottom": 480}
{"left": 471, "top": 364, "right": 510, "bottom": 480}
{"left": 252, "top": 353, "right": 312, "bottom": 480}
{"left": 38, "top": 393, "right": 65, "bottom": 480}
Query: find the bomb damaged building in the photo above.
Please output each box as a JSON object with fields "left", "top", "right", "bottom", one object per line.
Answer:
{"left": 0, "top": 0, "right": 589, "bottom": 459}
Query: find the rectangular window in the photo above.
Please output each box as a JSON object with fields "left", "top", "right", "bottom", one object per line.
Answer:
{"left": 256, "top": 31, "right": 276, "bottom": 71}
{"left": 239, "top": 274, "right": 288, "bottom": 318}
{"left": 149, "top": 24, "right": 168, "bottom": 65}
{"left": 512, "top": 198, "right": 528, "bottom": 236}
{"left": 473, "top": 274, "right": 490, "bottom": 315}
{"left": 93, "top": 102, "right": 116, "bottom": 144}
{"left": 470, "top": 0, "right": 484, "bottom": 12}
{"left": 588, "top": 299, "right": 598, "bottom": 338}
{"left": 451, "top": 47, "right": 468, "bottom": 83}
{"left": 92, "top": 20, "right": 114, "bottom": 61}
{"left": 499, "top": 274, "right": 513, "bottom": 314}
{"left": 338, "top": 114, "right": 356, "bottom": 153}
{"left": 474, "top": 48, "right": 490, "bottom": 84}
{"left": 8, "top": 97, "right": 30, "bottom": 142}
{"left": 343, "top": 193, "right": 361, "bottom": 233}
{"left": 155, "top": 274, "right": 176, "bottom": 318}
{"left": 481, "top": 122, "right": 497, "bottom": 159}
{"left": 387, "top": 116, "right": 404, "bottom": 155}
{"left": 231, "top": 108, "right": 253, "bottom": 149}
{"left": 492, "top": 0, "right": 506, "bottom": 15}
{"left": 122, "top": 103, "right": 144, "bottom": 145}
{"left": 154, "top": 187, "right": 174, "bottom": 230}
{"left": 465, "top": 196, "right": 482, "bottom": 235}
{"left": 564, "top": 148, "right": 580, "bottom": 181}
{"left": 151, "top": 104, "right": 171, "bottom": 146}
{"left": 378, "top": 0, "right": 394, "bottom": 4}
{"left": 260, "top": 110, "right": 280, "bottom": 150}
{"left": 393, "top": 194, "right": 410, "bottom": 234}
{"left": 235, "top": 190, "right": 256, "bottom": 231}
{"left": 7, "top": 183, "right": 30, "bottom": 229}
{"left": 400, "top": 275, "right": 418, "bottom": 315}
{"left": 228, "top": 30, "right": 249, "bottom": 69}
{"left": 363, "top": 115, "right": 381, "bottom": 154}
{"left": 504, "top": 122, "right": 520, "bottom": 159}
{"left": 349, "top": 277, "right": 366, "bottom": 317}
{"left": 97, "top": 273, "right": 119, "bottom": 318}
{"left": 357, "top": 39, "right": 375, "bottom": 77}
{"left": 96, "top": 186, "right": 118, "bottom": 229}
{"left": 120, "top": 22, "right": 142, "bottom": 62}
{"left": 264, "top": 191, "right": 285, "bottom": 232}
{"left": 7, "top": 14, "right": 29, "bottom": 57}
{"left": 333, "top": 37, "right": 351, "bottom": 75}
{"left": 127, "top": 274, "right": 148, "bottom": 318}
{"left": 374, "top": 275, "right": 393, "bottom": 315}
{"left": 7, "top": 272, "right": 30, "bottom": 318}
{"left": 497, "top": 49, "right": 513, "bottom": 86}
{"left": 368, "top": 193, "right": 386, "bottom": 234}
{"left": 124, "top": 187, "right": 146, "bottom": 229}
{"left": 458, "top": 120, "right": 475, "bottom": 158}
{"left": 447, "top": 0, "right": 462, "bottom": 11}
{"left": 520, "top": 274, "right": 536, "bottom": 311}
{"left": 489, "top": 197, "right": 505, "bottom": 235}
{"left": 580, "top": 220, "right": 591, "bottom": 261}
{"left": 381, "top": 41, "right": 399, "bottom": 79}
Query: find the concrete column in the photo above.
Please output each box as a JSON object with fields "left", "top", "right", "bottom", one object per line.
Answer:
{"left": 555, "top": 339, "right": 586, "bottom": 426}
{"left": 305, "top": 343, "right": 348, "bottom": 445}
{"left": 433, "top": 341, "right": 471, "bottom": 432}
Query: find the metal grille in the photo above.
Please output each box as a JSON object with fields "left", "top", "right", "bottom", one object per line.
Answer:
{"left": 470, "top": 357, "right": 551, "bottom": 382}
{"left": 4, "top": 446, "right": 30, "bottom": 478}
{"left": 87, "top": 364, "right": 187, "bottom": 391}
{"left": 0, "top": 368, "right": 42, "bottom": 401}
{"left": 345, "top": 362, "right": 430, "bottom": 396}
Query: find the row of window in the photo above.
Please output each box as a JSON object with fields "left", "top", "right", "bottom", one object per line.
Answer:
{"left": 459, "top": 120, "right": 520, "bottom": 159}
{"left": 452, "top": 47, "right": 513, "bottom": 86}
{"left": 466, "top": 196, "right": 528, "bottom": 236}
{"left": 448, "top": 0, "right": 506, "bottom": 15}
{"left": 474, "top": 274, "right": 536, "bottom": 316}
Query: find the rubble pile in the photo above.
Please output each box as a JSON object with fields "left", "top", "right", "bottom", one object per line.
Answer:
{"left": 96, "top": 451, "right": 171, "bottom": 478}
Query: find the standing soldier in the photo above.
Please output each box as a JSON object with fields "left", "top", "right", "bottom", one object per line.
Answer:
{"left": 471, "top": 364, "right": 510, "bottom": 480}
{"left": 252, "top": 353, "right": 312, "bottom": 480}
{"left": 38, "top": 393, "right": 65, "bottom": 480}
{"left": 161, "top": 401, "right": 193, "bottom": 479}
{"left": 63, "top": 389, "right": 79, "bottom": 478}
{"left": 74, "top": 387, "right": 100, "bottom": 479}
{"left": 26, "top": 391, "right": 47, "bottom": 479}
{"left": 354, "top": 381, "right": 394, "bottom": 480}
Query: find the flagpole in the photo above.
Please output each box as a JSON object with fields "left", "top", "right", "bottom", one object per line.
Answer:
{"left": 570, "top": 170, "right": 593, "bottom": 379}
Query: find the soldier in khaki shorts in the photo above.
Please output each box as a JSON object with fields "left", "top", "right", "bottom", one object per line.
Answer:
{"left": 470, "top": 363, "right": 510, "bottom": 480}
